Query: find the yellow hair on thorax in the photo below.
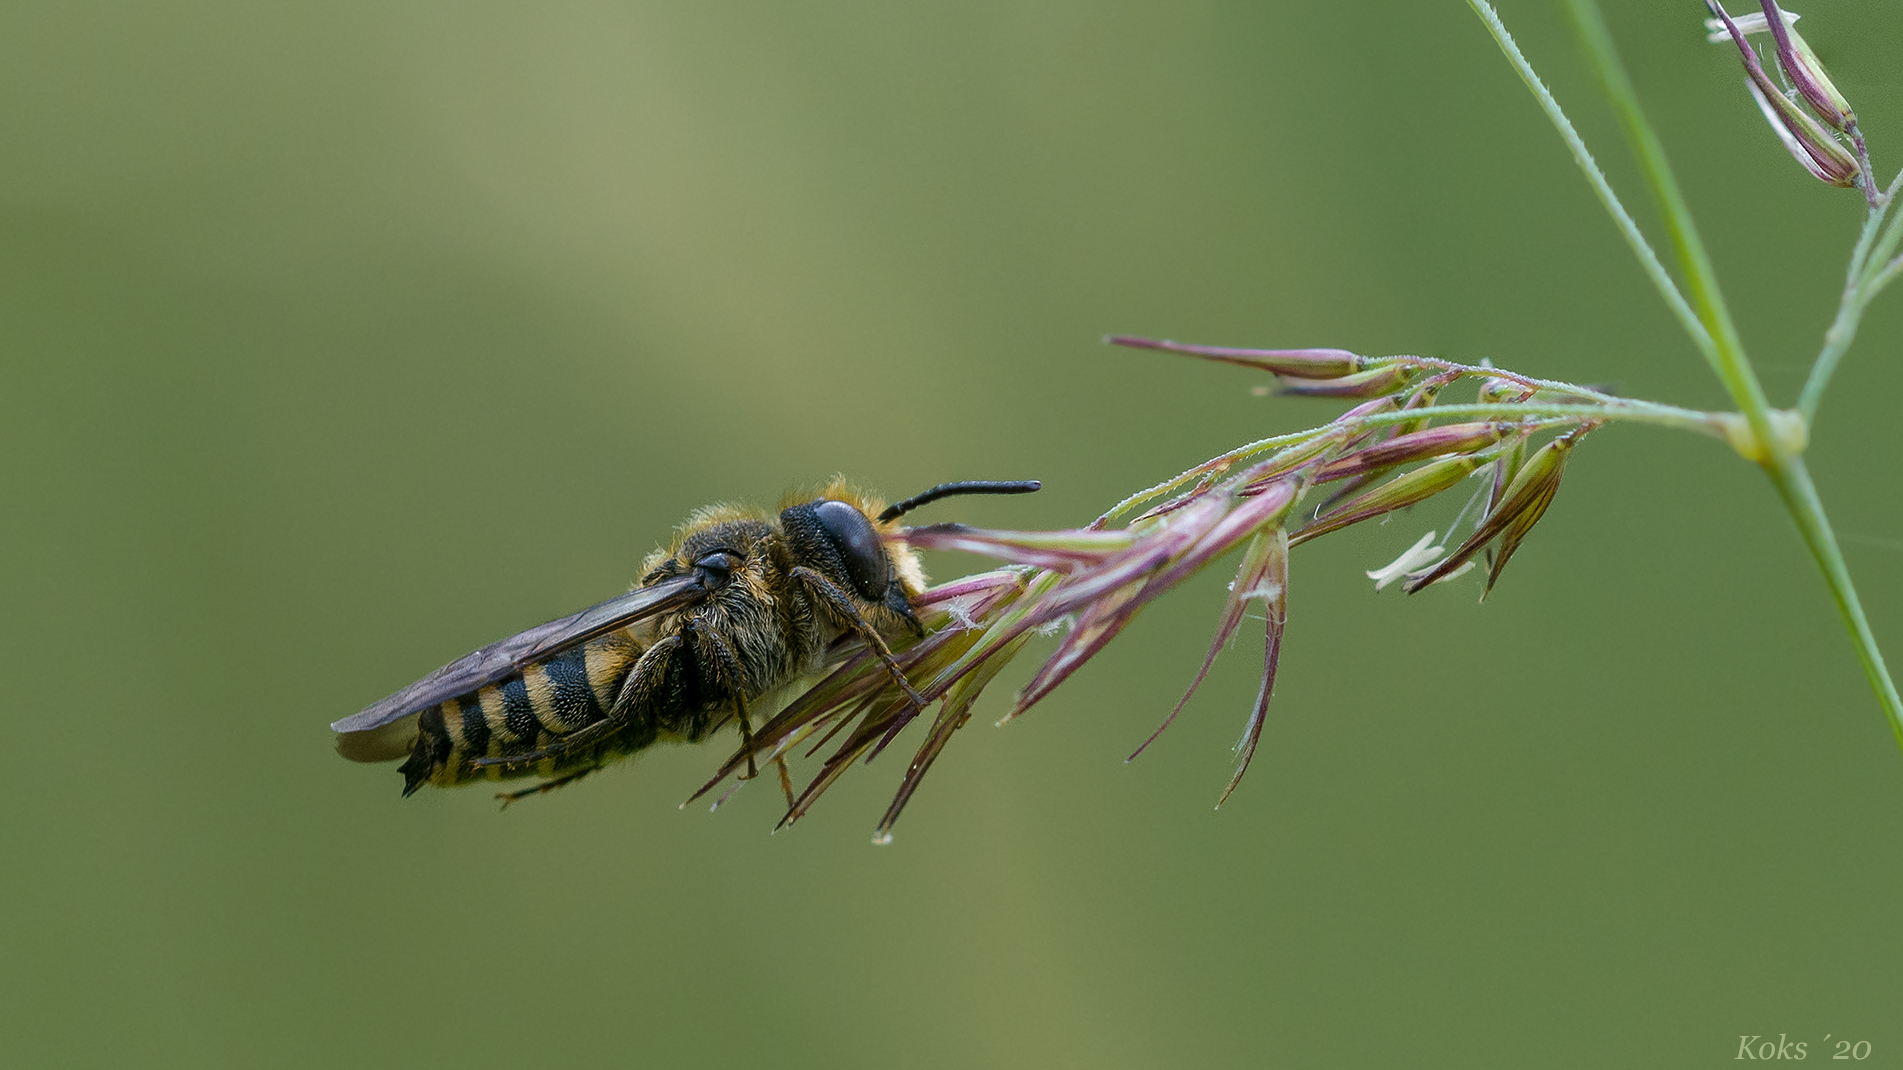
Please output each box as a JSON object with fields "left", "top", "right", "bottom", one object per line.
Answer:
{"left": 639, "top": 502, "right": 771, "bottom": 576}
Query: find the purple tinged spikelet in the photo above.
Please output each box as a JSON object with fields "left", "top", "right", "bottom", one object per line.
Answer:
{"left": 877, "top": 627, "right": 1034, "bottom": 839}
{"left": 1393, "top": 371, "right": 1461, "bottom": 433}
{"left": 829, "top": 531, "right": 1174, "bottom": 745}
{"left": 1340, "top": 394, "right": 1405, "bottom": 422}
{"left": 1129, "top": 526, "right": 1284, "bottom": 763}
{"left": 1755, "top": 0, "right": 1853, "bottom": 131}
{"left": 1402, "top": 428, "right": 1586, "bottom": 596}
{"left": 900, "top": 524, "right": 1136, "bottom": 573}
{"left": 1485, "top": 433, "right": 1531, "bottom": 523}
{"left": 1009, "top": 582, "right": 1146, "bottom": 722}
{"left": 1012, "top": 490, "right": 1294, "bottom": 726}
{"left": 1135, "top": 479, "right": 1299, "bottom": 599}
{"left": 1236, "top": 430, "right": 1360, "bottom": 497}
{"left": 1292, "top": 454, "right": 1486, "bottom": 545}
{"left": 1220, "top": 527, "right": 1288, "bottom": 808}
{"left": 1107, "top": 335, "right": 1362, "bottom": 379}
{"left": 908, "top": 569, "right": 1062, "bottom": 700}
{"left": 1277, "top": 364, "right": 1415, "bottom": 399}
{"left": 1747, "top": 83, "right": 1859, "bottom": 187}
{"left": 1309, "top": 374, "right": 1455, "bottom": 497}
{"left": 1707, "top": 1, "right": 1859, "bottom": 187}
{"left": 1481, "top": 475, "right": 1564, "bottom": 596}
{"left": 1002, "top": 480, "right": 1302, "bottom": 725}
{"left": 1032, "top": 493, "right": 1230, "bottom": 622}
{"left": 1314, "top": 422, "right": 1511, "bottom": 483}
{"left": 906, "top": 570, "right": 1035, "bottom": 619}
{"left": 1478, "top": 375, "right": 1530, "bottom": 404}
{"left": 1288, "top": 395, "right": 1407, "bottom": 493}
{"left": 771, "top": 569, "right": 1062, "bottom": 830}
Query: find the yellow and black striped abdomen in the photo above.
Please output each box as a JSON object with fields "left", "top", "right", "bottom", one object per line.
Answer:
{"left": 400, "top": 633, "right": 643, "bottom": 794}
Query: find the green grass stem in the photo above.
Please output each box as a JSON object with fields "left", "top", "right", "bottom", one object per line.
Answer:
{"left": 1466, "top": 0, "right": 1717, "bottom": 373}
{"left": 1798, "top": 175, "right": 1903, "bottom": 421}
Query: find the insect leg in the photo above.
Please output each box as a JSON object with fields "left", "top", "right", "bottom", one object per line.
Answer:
{"left": 790, "top": 565, "right": 929, "bottom": 710}
{"left": 607, "top": 633, "right": 683, "bottom": 720}
{"left": 468, "top": 729, "right": 605, "bottom": 771}
{"left": 691, "top": 623, "right": 760, "bottom": 780}
{"left": 774, "top": 755, "right": 795, "bottom": 810}
{"left": 467, "top": 635, "right": 681, "bottom": 772}
{"left": 496, "top": 765, "right": 597, "bottom": 807}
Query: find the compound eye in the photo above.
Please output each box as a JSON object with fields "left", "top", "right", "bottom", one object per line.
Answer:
{"left": 693, "top": 550, "right": 740, "bottom": 589}
{"left": 812, "top": 499, "right": 889, "bottom": 601}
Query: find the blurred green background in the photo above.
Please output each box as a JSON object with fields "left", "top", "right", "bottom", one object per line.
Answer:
{"left": 4, "top": 1, "right": 1900, "bottom": 1066}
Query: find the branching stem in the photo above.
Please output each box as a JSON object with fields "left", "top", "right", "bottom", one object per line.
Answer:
{"left": 1799, "top": 167, "right": 1903, "bottom": 421}
{"left": 1550, "top": 0, "right": 1903, "bottom": 745}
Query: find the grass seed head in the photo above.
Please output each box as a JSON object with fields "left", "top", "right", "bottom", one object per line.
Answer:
{"left": 1707, "top": 1, "right": 1860, "bottom": 187}
{"left": 1749, "top": 1, "right": 1854, "bottom": 131}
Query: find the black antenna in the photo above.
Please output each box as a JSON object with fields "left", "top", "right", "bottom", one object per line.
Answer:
{"left": 877, "top": 480, "right": 1041, "bottom": 523}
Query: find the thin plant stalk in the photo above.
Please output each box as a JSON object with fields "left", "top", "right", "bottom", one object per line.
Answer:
{"left": 1466, "top": 0, "right": 1718, "bottom": 374}
{"left": 1766, "top": 460, "right": 1903, "bottom": 747}
{"left": 1800, "top": 168, "right": 1903, "bottom": 420}
{"left": 1559, "top": 0, "right": 1777, "bottom": 445}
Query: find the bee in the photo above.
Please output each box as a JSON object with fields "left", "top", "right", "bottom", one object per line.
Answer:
{"left": 331, "top": 478, "right": 1039, "bottom": 804}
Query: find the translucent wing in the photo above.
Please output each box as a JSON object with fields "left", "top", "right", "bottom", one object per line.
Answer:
{"left": 330, "top": 575, "right": 707, "bottom": 743}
